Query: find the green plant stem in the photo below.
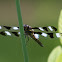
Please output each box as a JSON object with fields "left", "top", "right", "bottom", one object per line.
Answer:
{"left": 16, "top": 0, "right": 29, "bottom": 62}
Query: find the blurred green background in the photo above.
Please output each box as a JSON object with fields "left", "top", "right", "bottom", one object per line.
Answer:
{"left": 0, "top": 0, "right": 62, "bottom": 62}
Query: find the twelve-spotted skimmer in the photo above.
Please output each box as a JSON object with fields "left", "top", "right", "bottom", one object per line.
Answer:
{"left": 0, "top": 24, "right": 62, "bottom": 47}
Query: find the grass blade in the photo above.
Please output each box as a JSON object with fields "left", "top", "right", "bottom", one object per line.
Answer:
{"left": 16, "top": 0, "right": 29, "bottom": 62}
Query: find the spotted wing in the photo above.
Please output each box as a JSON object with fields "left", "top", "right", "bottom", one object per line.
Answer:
{"left": 0, "top": 25, "right": 61, "bottom": 38}
{"left": 33, "top": 32, "right": 62, "bottom": 39}
{"left": 0, "top": 25, "right": 19, "bottom": 31}
{"left": 32, "top": 26, "right": 57, "bottom": 32}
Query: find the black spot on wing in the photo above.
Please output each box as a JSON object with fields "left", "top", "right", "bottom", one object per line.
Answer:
{"left": 17, "top": 27, "right": 19, "bottom": 28}
{"left": 32, "top": 27, "right": 39, "bottom": 29}
{"left": 47, "top": 33, "right": 54, "bottom": 38}
{"left": 3, "top": 26, "right": 11, "bottom": 30}
{"left": 43, "top": 27, "right": 48, "bottom": 31}
{"left": 11, "top": 32, "right": 19, "bottom": 37}
{"left": 0, "top": 31, "right": 6, "bottom": 36}
{"left": 34, "top": 32, "right": 42, "bottom": 34}
{"left": 51, "top": 26, "right": 57, "bottom": 31}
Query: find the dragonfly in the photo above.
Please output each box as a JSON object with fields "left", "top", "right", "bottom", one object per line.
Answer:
{"left": 0, "top": 24, "right": 62, "bottom": 47}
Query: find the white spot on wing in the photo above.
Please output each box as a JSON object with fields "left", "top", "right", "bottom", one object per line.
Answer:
{"left": 12, "top": 27, "right": 18, "bottom": 30}
{"left": 56, "top": 33, "right": 60, "bottom": 38}
{"left": 5, "top": 31, "right": 11, "bottom": 36}
{"left": 39, "top": 27, "right": 44, "bottom": 31}
{"left": 18, "top": 32, "right": 20, "bottom": 34}
{"left": 34, "top": 34, "right": 39, "bottom": 39}
{"left": 48, "top": 26, "right": 53, "bottom": 31}
{"left": 41, "top": 33, "right": 47, "bottom": 37}
{"left": 0, "top": 26, "right": 2, "bottom": 29}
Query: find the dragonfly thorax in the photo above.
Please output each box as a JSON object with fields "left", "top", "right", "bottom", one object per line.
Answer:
{"left": 23, "top": 24, "right": 34, "bottom": 35}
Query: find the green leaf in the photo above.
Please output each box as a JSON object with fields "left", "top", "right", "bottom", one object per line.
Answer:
{"left": 58, "top": 10, "right": 62, "bottom": 44}
{"left": 56, "top": 52, "right": 62, "bottom": 62}
{"left": 48, "top": 46, "right": 62, "bottom": 62}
